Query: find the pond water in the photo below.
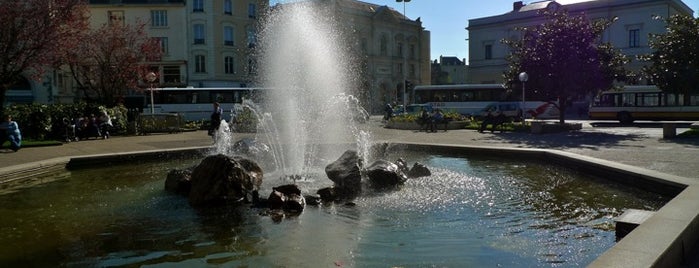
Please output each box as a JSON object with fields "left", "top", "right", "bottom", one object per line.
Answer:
{"left": 0, "top": 152, "right": 668, "bottom": 267}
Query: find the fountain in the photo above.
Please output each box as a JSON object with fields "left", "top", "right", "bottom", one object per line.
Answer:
{"left": 0, "top": 2, "right": 684, "bottom": 267}
{"left": 252, "top": 1, "right": 370, "bottom": 177}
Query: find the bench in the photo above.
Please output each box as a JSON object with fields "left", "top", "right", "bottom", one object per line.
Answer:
{"left": 479, "top": 114, "right": 507, "bottom": 133}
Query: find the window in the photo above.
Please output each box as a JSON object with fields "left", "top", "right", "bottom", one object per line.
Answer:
{"left": 224, "top": 0, "right": 232, "bottom": 15}
{"left": 224, "top": 26, "right": 234, "bottom": 46}
{"left": 410, "top": 64, "right": 415, "bottom": 78}
{"left": 195, "top": 55, "right": 206, "bottom": 73}
{"left": 397, "top": 42, "right": 403, "bottom": 57}
{"left": 163, "top": 66, "right": 180, "bottom": 84}
{"left": 193, "top": 0, "right": 204, "bottom": 12}
{"left": 151, "top": 10, "right": 167, "bottom": 27}
{"left": 246, "top": 26, "right": 256, "bottom": 48}
{"left": 158, "top": 37, "right": 169, "bottom": 55}
{"left": 380, "top": 34, "right": 388, "bottom": 56}
{"left": 248, "top": 3, "right": 257, "bottom": 18}
{"left": 225, "top": 56, "right": 235, "bottom": 74}
{"left": 629, "top": 29, "right": 640, "bottom": 48}
{"left": 410, "top": 44, "right": 416, "bottom": 59}
{"left": 194, "top": 24, "right": 205, "bottom": 44}
{"left": 108, "top": 11, "right": 125, "bottom": 26}
{"left": 397, "top": 63, "right": 403, "bottom": 74}
{"left": 485, "top": 44, "right": 493, "bottom": 60}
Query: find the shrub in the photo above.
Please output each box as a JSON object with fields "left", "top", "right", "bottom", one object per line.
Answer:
{"left": 3, "top": 103, "right": 129, "bottom": 141}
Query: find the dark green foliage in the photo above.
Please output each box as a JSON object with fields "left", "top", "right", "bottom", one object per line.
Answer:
{"left": 639, "top": 14, "right": 699, "bottom": 104}
{"left": 3, "top": 103, "right": 128, "bottom": 141}
{"left": 502, "top": 9, "right": 628, "bottom": 123}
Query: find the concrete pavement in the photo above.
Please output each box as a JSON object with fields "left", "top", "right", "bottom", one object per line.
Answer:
{"left": 1, "top": 117, "right": 697, "bottom": 181}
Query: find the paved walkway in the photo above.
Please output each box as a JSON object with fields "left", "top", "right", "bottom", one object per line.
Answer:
{"left": 1, "top": 117, "right": 697, "bottom": 180}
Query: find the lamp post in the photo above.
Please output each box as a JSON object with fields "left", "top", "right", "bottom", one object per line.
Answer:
{"left": 146, "top": 72, "right": 157, "bottom": 114}
{"left": 518, "top": 72, "right": 528, "bottom": 120}
{"left": 397, "top": 0, "right": 411, "bottom": 114}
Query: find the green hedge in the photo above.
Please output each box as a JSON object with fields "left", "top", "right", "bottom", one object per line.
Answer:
{"left": 2, "top": 103, "right": 128, "bottom": 141}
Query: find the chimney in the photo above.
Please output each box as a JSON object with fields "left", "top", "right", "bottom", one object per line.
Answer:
{"left": 513, "top": 1, "right": 524, "bottom": 11}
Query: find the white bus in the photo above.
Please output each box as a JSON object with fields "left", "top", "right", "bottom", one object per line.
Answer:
{"left": 589, "top": 85, "right": 699, "bottom": 123}
{"left": 144, "top": 87, "right": 265, "bottom": 121}
{"left": 412, "top": 84, "right": 559, "bottom": 118}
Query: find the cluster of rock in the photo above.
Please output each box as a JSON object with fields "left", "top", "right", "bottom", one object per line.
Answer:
{"left": 164, "top": 149, "right": 431, "bottom": 218}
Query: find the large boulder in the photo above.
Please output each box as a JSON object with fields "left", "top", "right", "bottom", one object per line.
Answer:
{"left": 325, "top": 150, "right": 362, "bottom": 195}
{"left": 188, "top": 154, "right": 263, "bottom": 206}
{"left": 164, "top": 167, "right": 193, "bottom": 195}
{"left": 365, "top": 160, "right": 407, "bottom": 189}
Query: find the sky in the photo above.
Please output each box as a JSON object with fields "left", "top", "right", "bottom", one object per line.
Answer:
{"left": 270, "top": 0, "right": 699, "bottom": 62}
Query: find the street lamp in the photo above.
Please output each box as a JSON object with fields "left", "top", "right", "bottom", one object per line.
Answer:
{"left": 397, "top": 0, "right": 411, "bottom": 114}
{"left": 518, "top": 72, "right": 528, "bottom": 120}
{"left": 146, "top": 72, "right": 157, "bottom": 114}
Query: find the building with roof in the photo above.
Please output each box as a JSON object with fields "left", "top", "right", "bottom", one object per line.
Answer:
{"left": 298, "top": 0, "right": 431, "bottom": 114}
{"left": 431, "top": 56, "right": 468, "bottom": 85}
{"left": 5, "top": 0, "right": 428, "bottom": 115}
{"left": 466, "top": 0, "right": 694, "bottom": 84}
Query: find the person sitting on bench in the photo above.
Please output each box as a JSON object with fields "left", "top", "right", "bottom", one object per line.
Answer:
{"left": 429, "top": 109, "right": 445, "bottom": 132}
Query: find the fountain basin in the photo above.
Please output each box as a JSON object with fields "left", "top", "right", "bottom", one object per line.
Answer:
{"left": 0, "top": 143, "right": 694, "bottom": 267}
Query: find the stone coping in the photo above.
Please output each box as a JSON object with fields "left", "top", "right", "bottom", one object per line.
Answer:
{"left": 1, "top": 143, "right": 697, "bottom": 267}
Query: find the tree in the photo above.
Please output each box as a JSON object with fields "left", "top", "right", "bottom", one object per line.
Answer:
{"left": 0, "top": 0, "right": 89, "bottom": 113}
{"left": 502, "top": 9, "right": 628, "bottom": 123}
{"left": 65, "top": 19, "right": 162, "bottom": 105}
{"left": 640, "top": 14, "right": 699, "bottom": 105}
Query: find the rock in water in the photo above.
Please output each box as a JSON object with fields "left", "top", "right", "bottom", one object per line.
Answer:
{"left": 188, "top": 154, "right": 263, "bottom": 206}
{"left": 325, "top": 150, "right": 362, "bottom": 195}
{"left": 407, "top": 162, "right": 431, "bottom": 178}
{"left": 267, "top": 184, "right": 305, "bottom": 212}
{"left": 164, "top": 167, "right": 193, "bottom": 195}
{"left": 365, "top": 159, "right": 407, "bottom": 189}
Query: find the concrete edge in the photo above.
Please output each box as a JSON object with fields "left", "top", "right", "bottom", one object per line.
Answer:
{"left": 0, "top": 157, "right": 71, "bottom": 184}
{"left": 65, "top": 146, "right": 212, "bottom": 170}
{"left": 1, "top": 142, "right": 697, "bottom": 267}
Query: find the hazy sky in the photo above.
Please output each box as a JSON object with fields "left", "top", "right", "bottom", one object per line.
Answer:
{"left": 269, "top": 0, "right": 699, "bottom": 62}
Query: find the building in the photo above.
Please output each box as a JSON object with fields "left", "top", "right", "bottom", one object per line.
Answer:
{"left": 298, "top": 0, "right": 431, "bottom": 114}
{"left": 431, "top": 56, "right": 468, "bottom": 85}
{"left": 4, "top": 0, "right": 429, "bottom": 115}
{"left": 87, "top": 0, "right": 267, "bottom": 90}
{"left": 467, "top": 0, "right": 694, "bottom": 84}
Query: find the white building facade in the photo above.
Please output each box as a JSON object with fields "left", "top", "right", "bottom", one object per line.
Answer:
{"left": 467, "top": 0, "right": 694, "bottom": 84}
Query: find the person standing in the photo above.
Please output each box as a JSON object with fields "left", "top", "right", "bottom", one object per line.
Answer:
{"left": 209, "top": 102, "right": 224, "bottom": 136}
{"left": 0, "top": 115, "right": 22, "bottom": 152}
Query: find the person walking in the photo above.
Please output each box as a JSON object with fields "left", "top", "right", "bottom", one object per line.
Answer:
{"left": 0, "top": 114, "right": 22, "bottom": 152}
{"left": 209, "top": 102, "right": 224, "bottom": 137}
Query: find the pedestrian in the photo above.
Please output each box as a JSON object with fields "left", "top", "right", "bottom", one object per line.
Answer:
{"left": 0, "top": 114, "right": 22, "bottom": 152}
{"left": 209, "top": 102, "right": 224, "bottom": 136}
{"left": 384, "top": 103, "right": 393, "bottom": 121}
